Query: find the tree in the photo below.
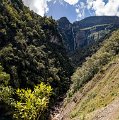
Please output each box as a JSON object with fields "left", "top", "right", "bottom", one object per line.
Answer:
{"left": 13, "top": 83, "right": 52, "bottom": 120}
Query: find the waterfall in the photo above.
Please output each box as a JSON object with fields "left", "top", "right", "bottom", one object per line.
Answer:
{"left": 72, "top": 27, "right": 76, "bottom": 50}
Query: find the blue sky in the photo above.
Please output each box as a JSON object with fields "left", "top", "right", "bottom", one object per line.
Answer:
{"left": 22, "top": 0, "right": 119, "bottom": 22}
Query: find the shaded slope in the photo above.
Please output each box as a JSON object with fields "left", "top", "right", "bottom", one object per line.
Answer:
{"left": 57, "top": 17, "right": 74, "bottom": 51}
{"left": 0, "top": 0, "right": 73, "bottom": 94}
{"left": 0, "top": 0, "right": 73, "bottom": 119}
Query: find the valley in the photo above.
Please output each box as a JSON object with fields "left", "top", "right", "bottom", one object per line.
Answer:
{"left": 1, "top": 0, "right": 119, "bottom": 120}
{"left": 51, "top": 29, "right": 119, "bottom": 120}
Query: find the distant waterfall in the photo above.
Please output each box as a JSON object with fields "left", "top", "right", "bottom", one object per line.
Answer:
{"left": 72, "top": 27, "right": 76, "bottom": 50}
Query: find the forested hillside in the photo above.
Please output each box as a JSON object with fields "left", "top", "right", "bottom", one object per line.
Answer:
{"left": 0, "top": 0, "right": 73, "bottom": 119}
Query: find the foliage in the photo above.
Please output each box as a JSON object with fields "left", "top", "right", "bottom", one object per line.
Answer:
{"left": 13, "top": 83, "right": 52, "bottom": 120}
{"left": 0, "top": 0, "right": 73, "bottom": 119}
{"left": 0, "top": 64, "right": 10, "bottom": 85}
{"left": 0, "top": 0, "right": 72, "bottom": 95}
{"left": 0, "top": 66, "right": 52, "bottom": 119}
{"left": 0, "top": 64, "right": 14, "bottom": 119}
{"left": 71, "top": 29, "right": 119, "bottom": 94}
{"left": 69, "top": 55, "right": 119, "bottom": 119}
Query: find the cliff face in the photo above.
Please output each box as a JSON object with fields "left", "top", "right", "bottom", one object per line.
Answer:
{"left": 58, "top": 16, "right": 119, "bottom": 52}
{"left": 58, "top": 16, "right": 119, "bottom": 66}
{"left": 57, "top": 17, "right": 75, "bottom": 51}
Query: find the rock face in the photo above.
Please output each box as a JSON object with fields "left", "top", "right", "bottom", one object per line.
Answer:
{"left": 58, "top": 16, "right": 119, "bottom": 66}
{"left": 58, "top": 16, "right": 119, "bottom": 52}
{"left": 57, "top": 17, "right": 74, "bottom": 51}
{"left": 59, "top": 29, "right": 119, "bottom": 120}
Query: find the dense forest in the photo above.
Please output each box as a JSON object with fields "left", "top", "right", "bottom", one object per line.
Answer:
{"left": 0, "top": 0, "right": 73, "bottom": 119}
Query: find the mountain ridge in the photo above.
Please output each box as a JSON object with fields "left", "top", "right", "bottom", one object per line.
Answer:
{"left": 58, "top": 16, "right": 119, "bottom": 66}
{"left": 58, "top": 16, "right": 119, "bottom": 52}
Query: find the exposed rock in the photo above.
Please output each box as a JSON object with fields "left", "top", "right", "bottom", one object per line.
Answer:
{"left": 58, "top": 16, "right": 119, "bottom": 67}
{"left": 58, "top": 16, "right": 119, "bottom": 52}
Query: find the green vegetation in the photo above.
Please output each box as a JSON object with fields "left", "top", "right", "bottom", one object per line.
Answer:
{"left": 70, "top": 56, "right": 119, "bottom": 119}
{"left": 63, "top": 29, "right": 119, "bottom": 119}
{"left": 0, "top": 0, "right": 73, "bottom": 119}
{"left": 14, "top": 83, "right": 52, "bottom": 120}
{"left": 71, "top": 30, "right": 119, "bottom": 94}
{"left": 1, "top": 1, "right": 119, "bottom": 120}
{"left": 0, "top": 65, "right": 52, "bottom": 120}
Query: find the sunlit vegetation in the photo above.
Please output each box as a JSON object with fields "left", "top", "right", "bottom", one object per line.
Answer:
{"left": 70, "top": 55, "right": 119, "bottom": 119}
{"left": 63, "top": 29, "right": 119, "bottom": 119}
{"left": 70, "top": 30, "right": 119, "bottom": 94}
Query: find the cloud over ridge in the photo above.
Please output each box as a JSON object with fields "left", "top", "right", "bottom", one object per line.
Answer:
{"left": 22, "top": 0, "right": 119, "bottom": 21}
{"left": 22, "top": 0, "right": 52, "bottom": 16}
{"left": 87, "top": 0, "right": 119, "bottom": 16}
{"left": 22, "top": 0, "right": 80, "bottom": 17}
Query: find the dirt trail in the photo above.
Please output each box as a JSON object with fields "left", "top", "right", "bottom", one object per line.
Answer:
{"left": 86, "top": 97, "right": 119, "bottom": 120}
{"left": 49, "top": 72, "right": 105, "bottom": 120}
{"left": 50, "top": 61, "right": 119, "bottom": 120}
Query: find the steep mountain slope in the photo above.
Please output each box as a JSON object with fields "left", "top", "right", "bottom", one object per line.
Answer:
{"left": 73, "top": 16, "right": 119, "bottom": 29}
{"left": 56, "top": 29, "right": 119, "bottom": 120}
{"left": 58, "top": 16, "right": 119, "bottom": 66}
{"left": 0, "top": 0, "right": 73, "bottom": 119}
{"left": 57, "top": 17, "right": 74, "bottom": 51}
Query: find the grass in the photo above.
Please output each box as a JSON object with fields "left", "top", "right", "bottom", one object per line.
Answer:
{"left": 70, "top": 56, "right": 119, "bottom": 119}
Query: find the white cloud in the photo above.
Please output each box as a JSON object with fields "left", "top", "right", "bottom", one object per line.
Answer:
{"left": 64, "top": 0, "right": 79, "bottom": 5}
{"left": 22, "top": 0, "right": 119, "bottom": 20}
{"left": 75, "top": 2, "right": 86, "bottom": 20}
{"left": 22, "top": 0, "right": 53, "bottom": 16}
{"left": 76, "top": 7, "right": 82, "bottom": 20}
{"left": 87, "top": 0, "right": 119, "bottom": 16}
{"left": 22, "top": 0, "right": 79, "bottom": 16}
{"left": 87, "top": 0, "right": 93, "bottom": 9}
